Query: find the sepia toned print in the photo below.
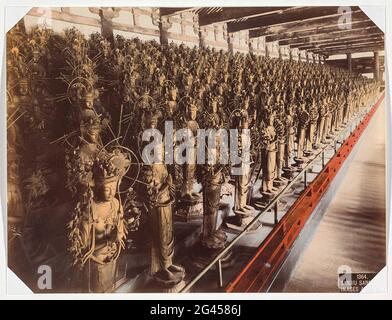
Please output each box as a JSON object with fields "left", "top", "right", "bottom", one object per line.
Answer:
{"left": 6, "top": 6, "right": 385, "bottom": 293}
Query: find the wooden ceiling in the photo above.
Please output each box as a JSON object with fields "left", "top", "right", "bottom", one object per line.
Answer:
{"left": 160, "top": 6, "right": 384, "bottom": 58}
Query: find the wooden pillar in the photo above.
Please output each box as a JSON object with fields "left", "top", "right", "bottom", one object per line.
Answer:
{"left": 159, "top": 16, "right": 172, "bottom": 46}
{"left": 227, "top": 33, "right": 234, "bottom": 54}
{"left": 199, "top": 26, "right": 208, "bottom": 49}
{"left": 289, "top": 49, "right": 293, "bottom": 61}
{"left": 248, "top": 39, "right": 255, "bottom": 53}
{"left": 131, "top": 9, "right": 139, "bottom": 26}
{"left": 374, "top": 51, "right": 380, "bottom": 81}
{"left": 347, "top": 53, "right": 352, "bottom": 73}
{"left": 180, "top": 13, "right": 186, "bottom": 35}
{"left": 100, "top": 8, "right": 120, "bottom": 45}
{"left": 89, "top": 7, "right": 119, "bottom": 45}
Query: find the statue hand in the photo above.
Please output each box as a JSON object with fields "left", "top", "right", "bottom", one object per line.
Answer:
{"left": 118, "top": 237, "right": 126, "bottom": 250}
{"left": 117, "top": 231, "right": 126, "bottom": 249}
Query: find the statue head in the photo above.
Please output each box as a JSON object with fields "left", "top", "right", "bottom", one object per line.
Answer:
{"left": 186, "top": 73, "right": 193, "bottom": 86}
{"left": 97, "top": 178, "right": 118, "bottom": 202}
{"left": 100, "top": 40, "right": 110, "bottom": 58}
{"left": 242, "top": 94, "right": 250, "bottom": 110}
{"left": 158, "top": 73, "right": 166, "bottom": 86}
{"left": 80, "top": 116, "right": 101, "bottom": 144}
{"left": 210, "top": 96, "right": 218, "bottom": 114}
{"left": 217, "top": 84, "right": 224, "bottom": 96}
{"left": 165, "top": 99, "right": 176, "bottom": 116}
{"left": 143, "top": 110, "right": 161, "bottom": 129}
{"left": 223, "top": 72, "right": 229, "bottom": 83}
{"left": 18, "top": 78, "right": 29, "bottom": 96}
{"left": 169, "top": 87, "right": 177, "bottom": 101}
{"left": 84, "top": 91, "right": 95, "bottom": 110}
{"left": 32, "top": 47, "right": 40, "bottom": 63}
{"left": 187, "top": 101, "right": 198, "bottom": 121}
{"left": 267, "top": 110, "right": 275, "bottom": 126}
{"left": 93, "top": 151, "right": 130, "bottom": 201}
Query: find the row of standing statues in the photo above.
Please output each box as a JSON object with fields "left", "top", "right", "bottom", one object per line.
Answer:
{"left": 7, "top": 24, "right": 380, "bottom": 292}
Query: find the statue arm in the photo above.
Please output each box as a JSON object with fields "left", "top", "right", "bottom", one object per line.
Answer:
{"left": 115, "top": 199, "right": 126, "bottom": 249}
{"left": 80, "top": 215, "right": 93, "bottom": 249}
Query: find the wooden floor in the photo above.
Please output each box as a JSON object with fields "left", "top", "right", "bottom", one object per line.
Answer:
{"left": 283, "top": 101, "right": 386, "bottom": 293}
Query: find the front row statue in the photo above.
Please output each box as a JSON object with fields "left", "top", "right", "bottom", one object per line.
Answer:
{"left": 138, "top": 109, "right": 186, "bottom": 290}
{"left": 68, "top": 149, "right": 130, "bottom": 293}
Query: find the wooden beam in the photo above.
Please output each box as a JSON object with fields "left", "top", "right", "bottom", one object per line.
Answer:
{"left": 312, "top": 39, "right": 384, "bottom": 51}
{"left": 198, "top": 7, "right": 289, "bottom": 26}
{"left": 324, "top": 45, "right": 384, "bottom": 57}
{"left": 249, "top": 10, "right": 366, "bottom": 39}
{"left": 279, "top": 26, "right": 383, "bottom": 46}
{"left": 160, "top": 7, "right": 194, "bottom": 16}
{"left": 312, "top": 41, "right": 384, "bottom": 55}
{"left": 265, "top": 19, "right": 373, "bottom": 42}
{"left": 227, "top": 6, "right": 359, "bottom": 33}
{"left": 296, "top": 36, "right": 384, "bottom": 50}
{"left": 321, "top": 45, "right": 384, "bottom": 56}
{"left": 292, "top": 34, "right": 384, "bottom": 48}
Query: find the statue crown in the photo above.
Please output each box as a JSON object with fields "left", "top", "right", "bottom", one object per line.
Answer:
{"left": 93, "top": 150, "right": 130, "bottom": 185}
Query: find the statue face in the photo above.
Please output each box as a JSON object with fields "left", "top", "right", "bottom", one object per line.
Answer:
{"left": 81, "top": 125, "right": 101, "bottom": 144}
{"left": 170, "top": 89, "right": 177, "bottom": 101}
{"left": 218, "top": 86, "right": 223, "bottom": 95}
{"left": 243, "top": 100, "right": 249, "bottom": 110}
{"left": 268, "top": 113, "right": 275, "bottom": 126}
{"left": 159, "top": 75, "right": 165, "bottom": 86}
{"left": 189, "top": 106, "right": 197, "bottom": 120}
{"left": 146, "top": 115, "right": 158, "bottom": 129}
{"left": 99, "top": 180, "right": 118, "bottom": 201}
{"left": 211, "top": 100, "right": 218, "bottom": 113}
{"left": 166, "top": 101, "right": 175, "bottom": 115}
{"left": 85, "top": 96, "right": 94, "bottom": 109}
{"left": 187, "top": 75, "right": 193, "bottom": 86}
{"left": 32, "top": 50, "right": 40, "bottom": 62}
{"left": 19, "top": 82, "right": 28, "bottom": 96}
{"left": 123, "top": 92, "right": 131, "bottom": 103}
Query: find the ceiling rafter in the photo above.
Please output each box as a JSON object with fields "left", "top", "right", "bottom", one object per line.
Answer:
{"left": 198, "top": 7, "right": 289, "bottom": 26}
{"left": 249, "top": 10, "right": 366, "bottom": 39}
{"left": 227, "top": 6, "right": 359, "bottom": 33}
{"left": 264, "top": 20, "right": 373, "bottom": 42}
{"left": 279, "top": 27, "right": 383, "bottom": 46}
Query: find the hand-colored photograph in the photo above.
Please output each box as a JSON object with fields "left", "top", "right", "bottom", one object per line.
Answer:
{"left": 6, "top": 6, "right": 386, "bottom": 294}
